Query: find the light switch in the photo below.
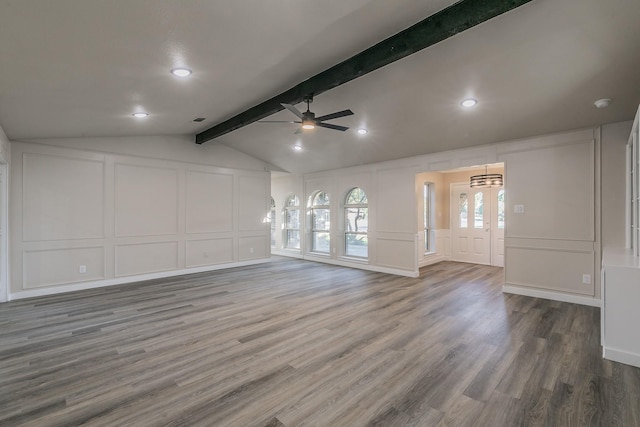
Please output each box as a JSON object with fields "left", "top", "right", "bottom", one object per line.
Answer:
{"left": 514, "top": 204, "right": 525, "bottom": 214}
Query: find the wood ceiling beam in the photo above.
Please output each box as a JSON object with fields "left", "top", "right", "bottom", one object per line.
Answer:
{"left": 196, "top": 0, "right": 533, "bottom": 144}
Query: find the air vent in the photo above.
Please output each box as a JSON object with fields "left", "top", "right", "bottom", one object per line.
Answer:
{"left": 193, "top": 118, "right": 206, "bottom": 122}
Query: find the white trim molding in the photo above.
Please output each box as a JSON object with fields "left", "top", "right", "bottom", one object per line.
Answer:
{"left": 502, "top": 284, "right": 601, "bottom": 307}
{"left": 9, "top": 258, "right": 271, "bottom": 301}
{"left": 603, "top": 347, "right": 640, "bottom": 369}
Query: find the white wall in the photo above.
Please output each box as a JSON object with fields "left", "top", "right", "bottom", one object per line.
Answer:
{"left": 0, "top": 124, "right": 10, "bottom": 302}
{"left": 271, "top": 174, "right": 305, "bottom": 256}
{"left": 273, "top": 125, "right": 611, "bottom": 305}
{"left": 601, "top": 121, "right": 632, "bottom": 247}
{"left": 272, "top": 163, "right": 419, "bottom": 276}
{"left": 10, "top": 137, "right": 270, "bottom": 299}
{"left": 500, "top": 130, "right": 600, "bottom": 302}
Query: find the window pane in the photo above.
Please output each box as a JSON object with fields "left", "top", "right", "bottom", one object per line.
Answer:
{"left": 313, "top": 191, "right": 330, "bottom": 206}
{"left": 286, "top": 209, "right": 300, "bottom": 229}
{"left": 346, "top": 188, "right": 367, "bottom": 205}
{"left": 312, "top": 232, "right": 330, "bottom": 252}
{"left": 459, "top": 193, "right": 468, "bottom": 228}
{"left": 286, "top": 230, "right": 300, "bottom": 249}
{"left": 498, "top": 190, "right": 505, "bottom": 229}
{"left": 346, "top": 207, "right": 368, "bottom": 233}
{"left": 346, "top": 234, "right": 368, "bottom": 257}
{"left": 474, "top": 192, "right": 484, "bottom": 229}
{"left": 313, "top": 208, "right": 330, "bottom": 231}
{"left": 286, "top": 195, "right": 299, "bottom": 207}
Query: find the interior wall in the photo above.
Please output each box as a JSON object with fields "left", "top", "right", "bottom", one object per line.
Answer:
{"left": 10, "top": 138, "right": 270, "bottom": 298}
{"left": 271, "top": 174, "right": 305, "bottom": 256}
{"left": 0, "top": 125, "right": 10, "bottom": 302}
{"left": 601, "top": 121, "right": 632, "bottom": 247}
{"left": 500, "top": 130, "right": 598, "bottom": 299}
{"left": 272, "top": 163, "right": 418, "bottom": 276}
{"left": 272, "top": 125, "right": 610, "bottom": 305}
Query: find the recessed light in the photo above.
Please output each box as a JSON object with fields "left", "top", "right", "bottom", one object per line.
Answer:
{"left": 171, "top": 68, "right": 192, "bottom": 77}
{"left": 293, "top": 145, "right": 303, "bottom": 151}
{"left": 594, "top": 98, "right": 611, "bottom": 109}
{"left": 357, "top": 128, "right": 368, "bottom": 135}
{"left": 193, "top": 117, "right": 206, "bottom": 122}
{"left": 461, "top": 98, "right": 478, "bottom": 108}
{"left": 132, "top": 112, "right": 149, "bottom": 118}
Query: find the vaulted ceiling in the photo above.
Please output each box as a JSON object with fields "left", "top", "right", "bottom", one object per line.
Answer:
{"left": 1, "top": 0, "right": 639, "bottom": 174}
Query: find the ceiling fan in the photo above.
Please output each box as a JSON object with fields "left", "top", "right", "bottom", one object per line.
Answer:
{"left": 259, "top": 95, "right": 354, "bottom": 134}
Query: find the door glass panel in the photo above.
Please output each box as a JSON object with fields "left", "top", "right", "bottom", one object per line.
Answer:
{"left": 474, "top": 192, "right": 484, "bottom": 229}
{"left": 459, "top": 193, "right": 468, "bottom": 228}
{"left": 497, "top": 190, "right": 505, "bottom": 229}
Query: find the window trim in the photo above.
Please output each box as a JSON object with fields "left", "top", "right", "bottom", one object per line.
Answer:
{"left": 423, "top": 182, "right": 435, "bottom": 254}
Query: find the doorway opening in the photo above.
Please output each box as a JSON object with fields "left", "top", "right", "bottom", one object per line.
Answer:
{"left": 416, "top": 163, "right": 505, "bottom": 268}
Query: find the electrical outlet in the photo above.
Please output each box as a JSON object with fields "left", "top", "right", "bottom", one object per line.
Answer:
{"left": 249, "top": 247, "right": 254, "bottom": 254}
{"left": 514, "top": 204, "right": 525, "bottom": 214}
{"left": 582, "top": 274, "right": 591, "bottom": 284}
{"left": 79, "top": 265, "right": 87, "bottom": 274}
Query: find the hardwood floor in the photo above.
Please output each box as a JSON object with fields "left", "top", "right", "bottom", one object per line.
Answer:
{"left": 1, "top": 258, "right": 639, "bottom": 426}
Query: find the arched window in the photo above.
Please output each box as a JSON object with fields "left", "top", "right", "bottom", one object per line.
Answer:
{"left": 284, "top": 195, "right": 300, "bottom": 249}
{"left": 311, "top": 191, "right": 330, "bottom": 253}
{"left": 269, "top": 197, "right": 276, "bottom": 247}
{"left": 345, "top": 188, "right": 368, "bottom": 258}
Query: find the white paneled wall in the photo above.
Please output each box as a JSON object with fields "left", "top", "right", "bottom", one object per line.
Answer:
{"left": 10, "top": 141, "right": 269, "bottom": 298}
{"left": 272, "top": 126, "right": 614, "bottom": 306}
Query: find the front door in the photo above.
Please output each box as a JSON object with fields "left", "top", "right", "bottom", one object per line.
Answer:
{"left": 451, "top": 184, "right": 491, "bottom": 265}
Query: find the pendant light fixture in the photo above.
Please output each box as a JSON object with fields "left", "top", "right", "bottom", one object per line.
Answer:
{"left": 470, "top": 165, "right": 503, "bottom": 188}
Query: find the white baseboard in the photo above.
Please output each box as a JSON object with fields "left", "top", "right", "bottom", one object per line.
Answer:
{"left": 502, "top": 284, "right": 601, "bottom": 307}
{"left": 603, "top": 347, "right": 640, "bottom": 368}
{"left": 275, "top": 250, "right": 418, "bottom": 277}
{"left": 419, "top": 254, "right": 447, "bottom": 267}
{"left": 9, "top": 258, "right": 272, "bottom": 301}
{"left": 308, "top": 256, "right": 419, "bottom": 277}
{"left": 271, "top": 249, "right": 304, "bottom": 259}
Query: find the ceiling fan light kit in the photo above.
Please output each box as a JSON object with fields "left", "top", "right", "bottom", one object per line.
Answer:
{"left": 258, "top": 95, "right": 353, "bottom": 134}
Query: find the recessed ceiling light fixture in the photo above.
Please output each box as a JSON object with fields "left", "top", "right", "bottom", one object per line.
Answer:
{"left": 171, "top": 67, "right": 192, "bottom": 77}
{"left": 357, "top": 128, "right": 368, "bottom": 135}
{"left": 461, "top": 98, "right": 478, "bottom": 108}
{"left": 293, "top": 144, "right": 303, "bottom": 151}
{"left": 594, "top": 98, "right": 611, "bottom": 109}
{"left": 132, "top": 112, "right": 149, "bottom": 118}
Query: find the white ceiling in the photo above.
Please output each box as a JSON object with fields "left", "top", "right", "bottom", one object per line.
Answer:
{"left": 1, "top": 0, "right": 639, "bottom": 174}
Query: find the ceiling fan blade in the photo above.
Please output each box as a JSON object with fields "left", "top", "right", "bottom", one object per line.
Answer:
{"left": 294, "top": 126, "right": 304, "bottom": 134}
{"left": 315, "top": 109, "right": 354, "bottom": 122}
{"left": 257, "top": 120, "right": 300, "bottom": 123}
{"left": 317, "top": 122, "right": 349, "bottom": 132}
{"left": 281, "top": 103, "right": 304, "bottom": 119}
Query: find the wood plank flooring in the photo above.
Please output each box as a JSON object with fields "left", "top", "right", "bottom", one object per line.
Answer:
{"left": 1, "top": 258, "right": 639, "bottom": 426}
